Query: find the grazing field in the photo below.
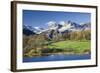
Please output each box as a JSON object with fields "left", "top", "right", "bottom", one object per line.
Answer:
{"left": 48, "top": 40, "right": 91, "bottom": 54}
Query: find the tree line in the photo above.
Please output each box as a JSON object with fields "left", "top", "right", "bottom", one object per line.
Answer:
{"left": 23, "top": 30, "right": 91, "bottom": 57}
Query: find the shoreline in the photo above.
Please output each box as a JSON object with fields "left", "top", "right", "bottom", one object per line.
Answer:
{"left": 24, "top": 51, "right": 90, "bottom": 57}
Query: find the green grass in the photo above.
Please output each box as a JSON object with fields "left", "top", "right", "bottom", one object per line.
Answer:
{"left": 24, "top": 40, "right": 91, "bottom": 57}
{"left": 47, "top": 40, "right": 91, "bottom": 53}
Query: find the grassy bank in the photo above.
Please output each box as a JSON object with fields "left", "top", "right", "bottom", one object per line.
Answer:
{"left": 48, "top": 40, "right": 90, "bottom": 52}
{"left": 24, "top": 40, "right": 91, "bottom": 57}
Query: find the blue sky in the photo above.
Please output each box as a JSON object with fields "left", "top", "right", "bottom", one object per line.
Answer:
{"left": 23, "top": 10, "right": 91, "bottom": 28}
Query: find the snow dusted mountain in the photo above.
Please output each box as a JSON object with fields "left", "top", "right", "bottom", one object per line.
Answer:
{"left": 23, "top": 25, "right": 48, "bottom": 35}
{"left": 58, "top": 21, "right": 90, "bottom": 32}
{"left": 23, "top": 25, "right": 36, "bottom": 36}
{"left": 47, "top": 21, "right": 87, "bottom": 32}
{"left": 23, "top": 21, "right": 91, "bottom": 36}
{"left": 47, "top": 21, "right": 58, "bottom": 30}
{"left": 81, "top": 22, "right": 91, "bottom": 30}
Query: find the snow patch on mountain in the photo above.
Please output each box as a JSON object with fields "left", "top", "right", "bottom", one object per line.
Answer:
{"left": 23, "top": 21, "right": 91, "bottom": 36}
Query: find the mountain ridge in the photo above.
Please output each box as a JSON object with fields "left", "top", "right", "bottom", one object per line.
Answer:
{"left": 23, "top": 21, "right": 91, "bottom": 37}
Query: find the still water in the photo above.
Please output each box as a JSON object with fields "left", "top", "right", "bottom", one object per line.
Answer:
{"left": 23, "top": 54, "right": 91, "bottom": 62}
